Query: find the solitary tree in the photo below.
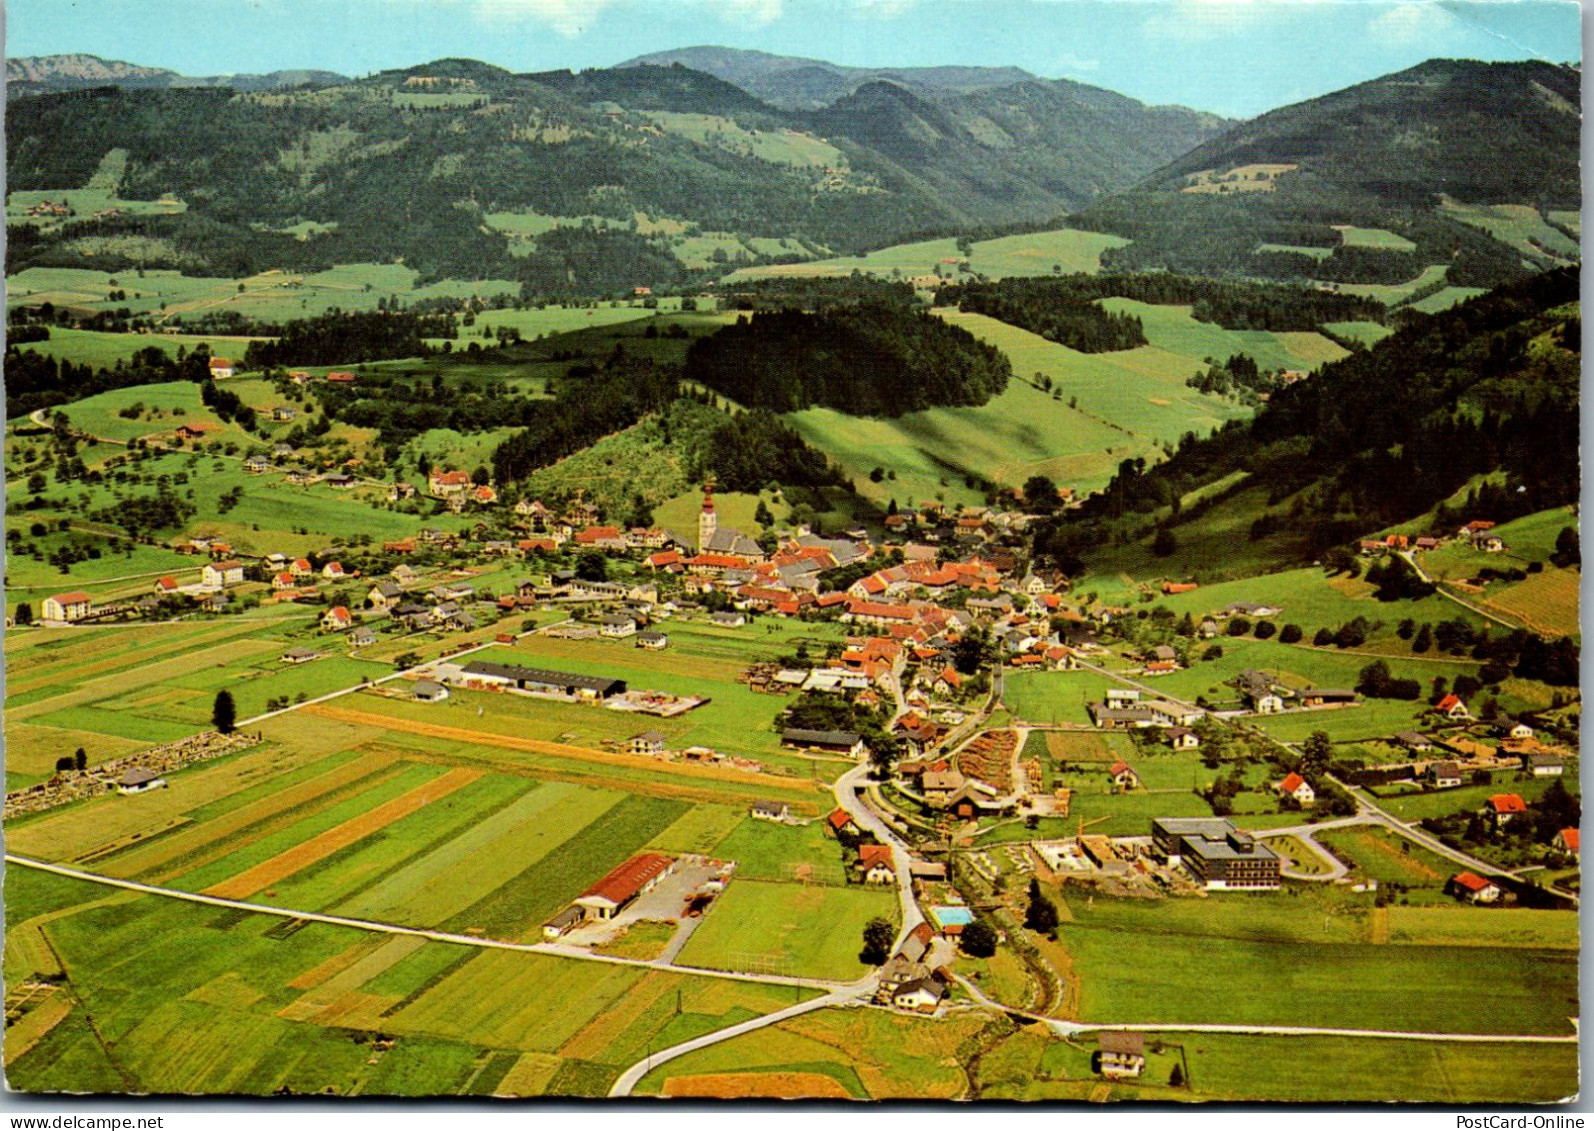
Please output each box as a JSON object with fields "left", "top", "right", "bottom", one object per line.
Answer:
{"left": 1151, "top": 527, "right": 1178, "bottom": 557}
{"left": 74, "top": 747, "right": 86, "bottom": 771}
{"left": 860, "top": 916, "right": 895, "bottom": 965}
{"left": 1024, "top": 878, "right": 1059, "bottom": 935}
{"left": 14, "top": 602, "right": 32, "bottom": 626}
{"left": 1169, "top": 1063, "right": 1185, "bottom": 1088}
{"left": 212, "top": 689, "right": 237, "bottom": 734}
{"left": 960, "top": 918, "right": 998, "bottom": 958}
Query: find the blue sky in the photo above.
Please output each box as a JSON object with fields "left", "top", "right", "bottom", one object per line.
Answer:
{"left": 6, "top": 0, "right": 1581, "bottom": 118}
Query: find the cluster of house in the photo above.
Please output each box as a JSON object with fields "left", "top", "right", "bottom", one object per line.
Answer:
{"left": 1357, "top": 520, "right": 1504, "bottom": 556}
{"left": 874, "top": 921, "right": 953, "bottom": 1013}
{"left": 1233, "top": 670, "right": 1358, "bottom": 715}
{"left": 1088, "top": 688, "right": 1204, "bottom": 741}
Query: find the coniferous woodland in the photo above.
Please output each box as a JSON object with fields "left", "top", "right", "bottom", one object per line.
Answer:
{"left": 683, "top": 304, "right": 1011, "bottom": 415}
{"left": 243, "top": 310, "right": 458, "bottom": 368}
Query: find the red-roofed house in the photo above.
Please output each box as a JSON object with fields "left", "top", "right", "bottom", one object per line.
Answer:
{"left": 647, "top": 549, "right": 683, "bottom": 572}
{"left": 273, "top": 571, "right": 297, "bottom": 591}
{"left": 858, "top": 844, "right": 895, "bottom": 884}
{"left": 1450, "top": 871, "right": 1502, "bottom": 904}
{"left": 575, "top": 525, "right": 625, "bottom": 550}
{"left": 291, "top": 557, "right": 314, "bottom": 577}
{"left": 573, "top": 854, "right": 675, "bottom": 920}
{"left": 321, "top": 606, "right": 353, "bottom": 631}
{"left": 1435, "top": 694, "right": 1470, "bottom": 719}
{"left": 153, "top": 576, "right": 180, "bottom": 595}
{"left": 1276, "top": 772, "right": 1315, "bottom": 805}
{"left": 42, "top": 591, "right": 94, "bottom": 622}
{"left": 1161, "top": 581, "right": 1199, "bottom": 595}
{"left": 827, "top": 808, "right": 858, "bottom": 835}
{"left": 1485, "top": 793, "right": 1527, "bottom": 827}
{"left": 322, "top": 561, "right": 346, "bottom": 580}
{"left": 934, "top": 667, "right": 964, "bottom": 697}
{"left": 1108, "top": 761, "right": 1140, "bottom": 790}
{"left": 428, "top": 469, "right": 471, "bottom": 498}
{"left": 326, "top": 371, "right": 356, "bottom": 383}
{"left": 207, "top": 356, "right": 234, "bottom": 379}
{"left": 1555, "top": 828, "right": 1580, "bottom": 856}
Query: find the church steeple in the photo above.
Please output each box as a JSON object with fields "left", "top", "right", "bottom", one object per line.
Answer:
{"left": 698, "top": 478, "right": 718, "bottom": 551}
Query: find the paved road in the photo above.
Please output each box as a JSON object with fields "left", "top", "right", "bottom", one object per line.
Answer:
{"left": 607, "top": 986, "right": 868, "bottom": 1097}
{"left": 834, "top": 763, "right": 925, "bottom": 945}
{"left": 4, "top": 854, "right": 847, "bottom": 993}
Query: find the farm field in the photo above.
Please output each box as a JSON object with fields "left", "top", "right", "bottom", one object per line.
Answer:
{"left": 935, "top": 308, "right": 1259, "bottom": 447}
{"left": 7, "top": 326, "right": 269, "bottom": 369}
{"left": 1340, "top": 263, "right": 1450, "bottom": 306}
{"left": 1336, "top": 226, "right": 1417, "bottom": 252}
{"left": 1439, "top": 200, "right": 1581, "bottom": 263}
{"left": 1314, "top": 826, "right": 1457, "bottom": 889}
{"left": 644, "top": 112, "right": 846, "bottom": 167}
{"left": 674, "top": 879, "right": 898, "bottom": 980}
{"left": 786, "top": 380, "right": 1128, "bottom": 507}
{"left": 1003, "top": 670, "right": 1131, "bottom": 726}
{"left": 1366, "top": 776, "right": 1564, "bottom": 823}
{"left": 6, "top": 264, "right": 522, "bottom": 325}
{"left": 1146, "top": 565, "right": 1472, "bottom": 641}
{"left": 635, "top": 1006, "right": 989, "bottom": 1098}
{"left": 725, "top": 227, "right": 1128, "bottom": 283}
{"left": 1405, "top": 286, "right": 1489, "bottom": 314}
{"left": 1052, "top": 888, "right": 1578, "bottom": 1035}
{"left": 1, "top": 866, "right": 802, "bottom": 1097}
{"left": 1321, "top": 320, "right": 1393, "bottom": 346}
{"left": 1169, "top": 1033, "right": 1577, "bottom": 1104}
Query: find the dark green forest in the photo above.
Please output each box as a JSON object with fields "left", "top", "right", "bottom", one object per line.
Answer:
{"left": 683, "top": 304, "right": 1011, "bottom": 415}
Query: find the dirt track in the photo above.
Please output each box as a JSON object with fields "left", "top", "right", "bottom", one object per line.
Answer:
{"left": 302, "top": 702, "right": 824, "bottom": 800}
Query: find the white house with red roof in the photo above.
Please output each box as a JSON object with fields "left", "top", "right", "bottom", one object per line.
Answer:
{"left": 201, "top": 560, "right": 245, "bottom": 587}
{"left": 322, "top": 561, "right": 346, "bottom": 580}
{"left": 858, "top": 844, "right": 896, "bottom": 884}
{"left": 1555, "top": 828, "right": 1580, "bottom": 856}
{"left": 273, "top": 571, "right": 298, "bottom": 591}
{"left": 1108, "top": 761, "right": 1140, "bottom": 790}
{"left": 153, "top": 576, "right": 180, "bottom": 596}
{"left": 321, "top": 606, "right": 353, "bottom": 632}
{"left": 1484, "top": 793, "right": 1528, "bottom": 827}
{"left": 427, "top": 469, "right": 471, "bottom": 498}
{"left": 42, "top": 591, "right": 94, "bottom": 622}
{"left": 1276, "top": 772, "right": 1316, "bottom": 805}
{"left": 1450, "top": 871, "right": 1502, "bottom": 904}
{"left": 1435, "top": 694, "right": 1470, "bottom": 719}
{"left": 207, "top": 356, "right": 234, "bottom": 379}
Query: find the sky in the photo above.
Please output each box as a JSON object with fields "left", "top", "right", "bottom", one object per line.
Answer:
{"left": 5, "top": 0, "right": 1582, "bottom": 118}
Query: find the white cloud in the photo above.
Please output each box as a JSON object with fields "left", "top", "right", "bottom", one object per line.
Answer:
{"left": 703, "top": 0, "right": 785, "bottom": 27}
{"left": 1056, "top": 52, "right": 1101, "bottom": 73}
{"left": 1367, "top": 1, "right": 1458, "bottom": 46}
{"left": 1139, "top": 0, "right": 1301, "bottom": 43}
{"left": 465, "top": 0, "right": 617, "bottom": 37}
{"left": 850, "top": 0, "right": 921, "bottom": 19}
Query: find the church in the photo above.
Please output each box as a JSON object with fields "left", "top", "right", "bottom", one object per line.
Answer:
{"left": 697, "top": 481, "right": 765, "bottom": 560}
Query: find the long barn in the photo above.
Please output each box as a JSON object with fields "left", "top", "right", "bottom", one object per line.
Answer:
{"left": 461, "top": 659, "right": 627, "bottom": 700}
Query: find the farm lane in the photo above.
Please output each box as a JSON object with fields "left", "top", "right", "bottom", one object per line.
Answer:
{"left": 607, "top": 985, "right": 868, "bottom": 1097}
{"left": 834, "top": 763, "right": 926, "bottom": 947}
{"left": 3, "top": 853, "right": 852, "bottom": 992}
{"left": 1401, "top": 550, "right": 1522, "bottom": 631}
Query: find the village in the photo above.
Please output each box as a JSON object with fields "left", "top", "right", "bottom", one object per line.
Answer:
{"left": 10, "top": 461, "right": 1580, "bottom": 1097}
